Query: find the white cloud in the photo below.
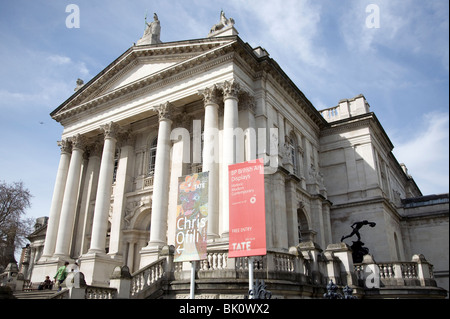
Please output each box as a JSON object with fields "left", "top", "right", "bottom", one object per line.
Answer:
{"left": 0, "top": 49, "right": 92, "bottom": 111}
{"left": 47, "top": 54, "right": 72, "bottom": 65}
{"left": 230, "top": 0, "right": 327, "bottom": 69}
{"left": 340, "top": 0, "right": 449, "bottom": 70}
{"left": 393, "top": 112, "right": 449, "bottom": 194}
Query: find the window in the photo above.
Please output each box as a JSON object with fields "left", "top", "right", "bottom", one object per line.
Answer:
{"left": 112, "top": 149, "right": 120, "bottom": 183}
{"left": 148, "top": 137, "right": 158, "bottom": 176}
{"left": 297, "top": 209, "right": 309, "bottom": 243}
{"left": 286, "top": 134, "right": 298, "bottom": 175}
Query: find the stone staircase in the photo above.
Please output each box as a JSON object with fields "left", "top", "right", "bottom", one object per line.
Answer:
{"left": 13, "top": 289, "right": 61, "bottom": 299}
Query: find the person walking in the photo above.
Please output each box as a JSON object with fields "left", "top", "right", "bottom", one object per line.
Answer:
{"left": 54, "top": 261, "right": 69, "bottom": 291}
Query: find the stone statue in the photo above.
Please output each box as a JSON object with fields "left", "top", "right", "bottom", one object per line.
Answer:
{"left": 137, "top": 12, "right": 162, "bottom": 45}
{"left": 74, "top": 78, "right": 84, "bottom": 91}
{"left": 209, "top": 10, "right": 235, "bottom": 35}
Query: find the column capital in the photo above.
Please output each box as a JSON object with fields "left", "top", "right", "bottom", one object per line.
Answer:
{"left": 199, "top": 84, "right": 221, "bottom": 106}
{"left": 86, "top": 141, "right": 103, "bottom": 158}
{"left": 117, "top": 129, "right": 136, "bottom": 148}
{"left": 69, "top": 134, "right": 86, "bottom": 152}
{"left": 100, "top": 122, "right": 121, "bottom": 140}
{"left": 155, "top": 102, "right": 173, "bottom": 121}
{"left": 173, "top": 110, "right": 193, "bottom": 131}
{"left": 238, "top": 92, "right": 256, "bottom": 113}
{"left": 220, "top": 80, "right": 240, "bottom": 101}
{"left": 57, "top": 139, "right": 72, "bottom": 155}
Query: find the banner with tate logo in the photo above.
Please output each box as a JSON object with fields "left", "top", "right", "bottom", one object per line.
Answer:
{"left": 174, "top": 172, "right": 209, "bottom": 262}
{"left": 228, "top": 159, "right": 266, "bottom": 258}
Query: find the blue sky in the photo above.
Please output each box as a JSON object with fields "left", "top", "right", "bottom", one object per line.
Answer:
{"left": 0, "top": 0, "right": 448, "bottom": 221}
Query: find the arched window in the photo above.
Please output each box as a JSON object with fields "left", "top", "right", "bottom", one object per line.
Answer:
{"left": 148, "top": 137, "right": 158, "bottom": 176}
{"left": 297, "top": 208, "right": 309, "bottom": 243}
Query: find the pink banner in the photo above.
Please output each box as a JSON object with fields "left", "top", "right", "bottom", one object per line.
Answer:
{"left": 228, "top": 159, "right": 266, "bottom": 258}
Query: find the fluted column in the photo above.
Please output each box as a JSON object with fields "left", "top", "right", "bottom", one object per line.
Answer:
{"left": 88, "top": 122, "right": 120, "bottom": 255}
{"left": 221, "top": 80, "right": 240, "bottom": 237}
{"left": 41, "top": 139, "right": 72, "bottom": 258}
{"left": 75, "top": 141, "right": 102, "bottom": 256}
{"left": 199, "top": 85, "right": 220, "bottom": 239}
{"left": 54, "top": 135, "right": 85, "bottom": 258}
{"left": 148, "top": 102, "right": 173, "bottom": 248}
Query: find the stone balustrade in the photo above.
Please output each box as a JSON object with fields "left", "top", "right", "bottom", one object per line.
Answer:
{"left": 354, "top": 254, "right": 437, "bottom": 288}
{"left": 3, "top": 245, "right": 445, "bottom": 299}
{"left": 85, "top": 286, "right": 117, "bottom": 299}
{"left": 130, "top": 258, "right": 166, "bottom": 297}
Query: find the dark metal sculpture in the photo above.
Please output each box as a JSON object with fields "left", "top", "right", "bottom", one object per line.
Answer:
{"left": 246, "top": 279, "right": 272, "bottom": 299}
{"left": 323, "top": 280, "right": 342, "bottom": 299}
{"left": 323, "top": 280, "right": 357, "bottom": 299}
{"left": 343, "top": 285, "right": 357, "bottom": 299}
{"left": 341, "top": 220, "right": 376, "bottom": 242}
{"left": 341, "top": 220, "right": 376, "bottom": 263}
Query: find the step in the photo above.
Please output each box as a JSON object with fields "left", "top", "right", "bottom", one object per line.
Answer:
{"left": 13, "top": 290, "right": 59, "bottom": 299}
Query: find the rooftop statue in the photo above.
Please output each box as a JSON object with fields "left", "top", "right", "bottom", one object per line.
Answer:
{"left": 137, "top": 12, "right": 162, "bottom": 45}
{"left": 208, "top": 10, "right": 235, "bottom": 35}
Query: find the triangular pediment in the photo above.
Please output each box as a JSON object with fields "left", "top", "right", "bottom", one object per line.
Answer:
{"left": 105, "top": 60, "right": 178, "bottom": 92}
{"left": 27, "top": 224, "right": 47, "bottom": 240}
{"left": 51, "top": 37, "right": 238, "bottom": 121}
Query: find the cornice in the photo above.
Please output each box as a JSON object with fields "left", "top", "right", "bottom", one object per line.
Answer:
{"left": 320, "top": 113, "right": 373, "bottom": 137}
{"left": 51, "top": 34, "right": 327, "bottom": 133}
{"left": 231, "top": 39, "right": 327, "bottom": 130}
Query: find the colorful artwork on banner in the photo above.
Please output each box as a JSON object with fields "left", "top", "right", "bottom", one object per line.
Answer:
{"left": 228, "top": 159, "right": 266, "bottom": 258}
{"left": 174, "top": 172, "right": 209, "bottom": 262}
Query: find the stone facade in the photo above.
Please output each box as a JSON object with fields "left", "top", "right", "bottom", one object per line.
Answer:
{"left": 20, "top": 13, "right": 448, "bottom": 299}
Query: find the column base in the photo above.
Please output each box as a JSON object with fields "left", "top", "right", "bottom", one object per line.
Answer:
{"left": 30, "top": 256, "right": 73, "bottom": 284}
{"left": 79, "top": 252, "right": 121, "bottom": 287}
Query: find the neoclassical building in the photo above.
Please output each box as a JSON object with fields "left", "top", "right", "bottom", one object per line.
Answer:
{"left": 24, "top": 12, "right": 447, "bottom": 299}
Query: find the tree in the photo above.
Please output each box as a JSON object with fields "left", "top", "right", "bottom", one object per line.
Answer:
{"left": 0, "top": 181, "right": 34, "bottom": 268}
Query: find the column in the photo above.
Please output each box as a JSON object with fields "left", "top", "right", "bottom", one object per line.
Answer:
{"left": 127, "top": 242, "right": 135, "bottom": 272}
{"left": 76, "top": 142, "right": 102, "bottom": 256}
{"left": 41, "top": 139, "right": 72, "bottom": 258}
{"left": 221, "top": 80, "right": 240, "bottom": 237}
{"left": 54, "top": 134, "right": 85, "bottom": 259}
{"left": 239, "top": 93, "right": 257, "bottom": 162}
{"left": 109, "top": 130, "right": 135, "bottom": 257}
{"left": 148, "top": 102, "right": 173, "bottom": 248}
{"left": 199, "top": 85, "right": 220, "bottom": 239}
{"left": 88, "top": 122, "right": 120, "bottom": 255}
